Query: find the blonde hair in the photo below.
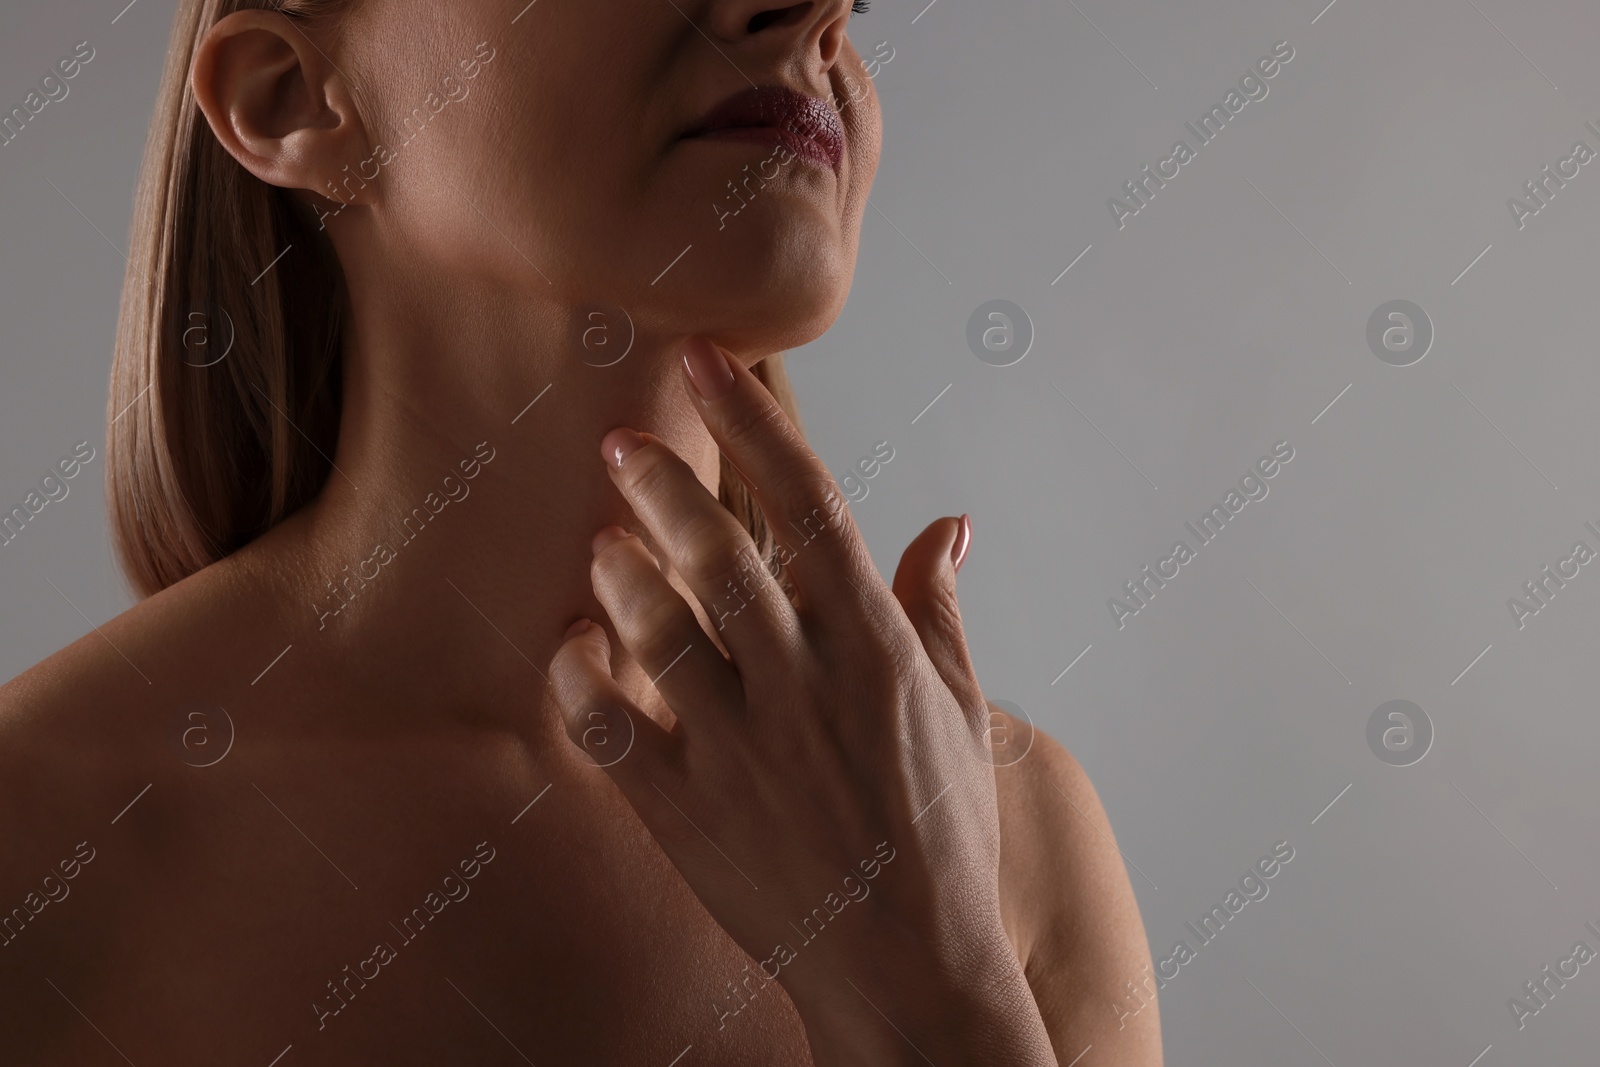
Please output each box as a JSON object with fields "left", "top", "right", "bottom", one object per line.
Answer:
{"left": 108, "top": 0, "right": 803, "bottom": 599}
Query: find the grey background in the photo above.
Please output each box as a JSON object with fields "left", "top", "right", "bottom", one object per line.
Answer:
{"left": 4, "top": 0, "right": 1598, "bottom": 1062}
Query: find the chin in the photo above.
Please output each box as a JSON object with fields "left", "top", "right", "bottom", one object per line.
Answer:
{"left": 667, "top": 205, "right": 857, "bottom": 358}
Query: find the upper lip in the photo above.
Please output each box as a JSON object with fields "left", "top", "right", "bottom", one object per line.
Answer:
{"left": 681, "top": 84, "right": 845, "bottom": 171}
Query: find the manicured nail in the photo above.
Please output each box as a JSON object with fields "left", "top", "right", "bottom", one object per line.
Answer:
{"left": 601, "top": 427, "right": 646, "bottom": 468}
{"left": 682, "top": 338, "right": 734, "bottom": 400}
{"left": 950, "top": 513, "right": 972, "bottom": 573}
{"left": 564, "top": 618, "right": 592, "bottom": 640}
{"left": 592, "top": 525, "right": 631, "bottom": 554}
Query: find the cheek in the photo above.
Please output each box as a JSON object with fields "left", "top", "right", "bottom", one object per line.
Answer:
{"left": 836, "top": 42, "right": 885, "bottom": 178}
{"left": 388, "top": 45, "right": 646, "bottom": 279}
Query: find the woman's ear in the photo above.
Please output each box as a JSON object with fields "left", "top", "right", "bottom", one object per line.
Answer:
{"left": 191, "top": 10, "right": 366, "bottom": 201}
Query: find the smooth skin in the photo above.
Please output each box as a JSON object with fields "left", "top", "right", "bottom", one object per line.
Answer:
{"left": 0, "top": 0, "right": 1160, "bottom": 1063}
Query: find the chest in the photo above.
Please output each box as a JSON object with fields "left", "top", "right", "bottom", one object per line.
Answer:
{"left": 45, "top": 752, "right": 818, "bottom": 1066}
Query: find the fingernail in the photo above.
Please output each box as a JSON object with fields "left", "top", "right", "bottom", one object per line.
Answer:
{"left": 601, "top": 427, "right": 646, "bottom": 468}
{"left": 950, "top": 513, "right": 972, "bottom": 573}
{"left": 564, "top": 618, "right": 592, "bottom": 640}
{"left": 682, "top": 338, "right": 734, "bottom": 400}
{"left": 592, "top": 525, "right": 631, "bottom": 554}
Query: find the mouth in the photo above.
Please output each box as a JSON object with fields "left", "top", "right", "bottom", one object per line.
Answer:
{"left": 680, "top": 85, "right": 845, "bottom": 175}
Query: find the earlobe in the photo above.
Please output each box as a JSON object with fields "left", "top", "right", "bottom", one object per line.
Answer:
{"left": 191, "top": 10, "right": 365, "bottom": 201}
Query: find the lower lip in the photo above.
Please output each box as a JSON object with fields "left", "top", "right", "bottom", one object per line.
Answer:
{"left": 686, "top": 126, "right": 839, "bottom": 174}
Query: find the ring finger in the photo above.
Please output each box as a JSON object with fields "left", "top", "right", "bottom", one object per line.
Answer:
{"left": 590, "top": 525, "right": 745, "bottom": 726}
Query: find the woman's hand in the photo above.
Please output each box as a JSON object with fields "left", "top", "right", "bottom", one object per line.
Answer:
{"left": 548, "top": 337, "right": 1057, "bottom": 1066}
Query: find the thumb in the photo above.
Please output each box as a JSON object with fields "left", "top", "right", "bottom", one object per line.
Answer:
{"left": 891, "top": 514, "right": 985, "bottom": 719}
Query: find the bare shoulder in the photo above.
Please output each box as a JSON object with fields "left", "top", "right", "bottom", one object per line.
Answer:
{"left": 0, "top": 572, "right": 233, "bottom": 856}
{"left": 0, "top": 557, "right": 307, "bottom": 1048}
{"left": 988, "top": 704, "right": 1164, "bottom": 1065}
{"left": 0, "top": 602, "right": 168, "bottom": 825}
{"left": 0, "top": 597, "right": 182, "bottom": 1055}
{"left": 0, "top": 558, "right": 279, "bottom": 916}
{"left": 0, "top": 567, "right": 225, "bottom": 769}
{"left": 0, "top": 551, "right": 298, "bottom": 824}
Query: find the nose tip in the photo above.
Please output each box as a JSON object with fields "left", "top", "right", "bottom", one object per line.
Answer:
{"left": 706, "top": 0, "right": 851, "bottom": 68}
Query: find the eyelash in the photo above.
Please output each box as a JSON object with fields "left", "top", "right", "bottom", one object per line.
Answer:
{"left": 851, "top": 0, "right": 871, "bottom": 12}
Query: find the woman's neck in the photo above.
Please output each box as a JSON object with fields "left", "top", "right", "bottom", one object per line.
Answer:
{"left": 265, "top": 279, "right": 726, "bottom": 719}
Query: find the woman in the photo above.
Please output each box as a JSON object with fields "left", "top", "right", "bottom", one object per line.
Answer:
{"left": 0, "top": 0, "right": 1160, "bottom": 1062}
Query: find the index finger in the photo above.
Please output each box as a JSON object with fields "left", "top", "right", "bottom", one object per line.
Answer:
{"left": 679, "top": 337, "right": 882, "bottom": 617}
